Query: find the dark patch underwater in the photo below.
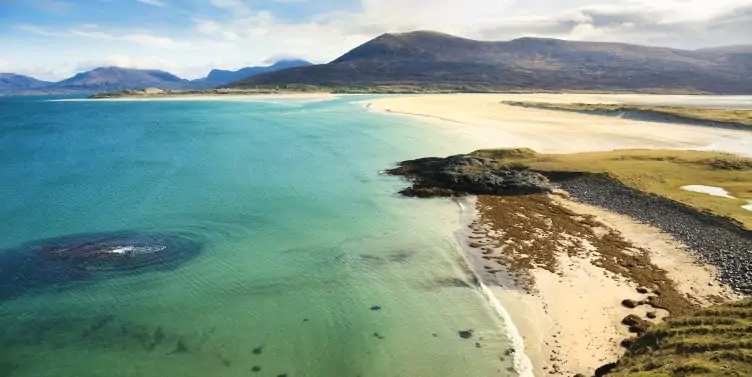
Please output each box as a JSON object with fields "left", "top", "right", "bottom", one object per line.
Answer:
{"left": 0, "top": 230, "right": 205, "bottom": 301}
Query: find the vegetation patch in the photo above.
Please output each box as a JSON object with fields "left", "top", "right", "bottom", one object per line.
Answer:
{"left": 472, "top": 194, "right": 695, "bottom": 316}
{"left": 607, "top": 299, "right": 752, "bottom": 376}
{"left": 502, "top": 101, "right": 752, "bottom": 129}
{"left": 470, "top": 149, "right": 752, "bottom": 230}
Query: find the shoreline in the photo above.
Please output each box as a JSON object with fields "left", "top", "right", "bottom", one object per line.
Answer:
{"left": 366, "top": 94, "right": 752, "bottom": 157}
{"left": 52, "top": 93, "right": 341, "bottom": 102}
{"left": 453, "top": 191, "right": 740, "bottom": 377}
{"left": 372, "top": 94, "right": 752, "bottom": 376}
{"left": 454, "top": 197, "right": 536, "bottom": 377}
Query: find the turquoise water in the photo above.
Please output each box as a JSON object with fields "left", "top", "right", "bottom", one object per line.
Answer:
{"left": 0, "top": 96, "right": 517, "bottom": 377}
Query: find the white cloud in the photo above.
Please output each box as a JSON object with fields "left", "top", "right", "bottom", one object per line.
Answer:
{"left": 75, "top": 54, "right": 180, "bottom": 72}
{"left": 210, "top": 0, "right": 251, "bottom": 15}
{"left": 18, "top": 24, "right": 69, "bottom": 37}
{"left": 21, "top": 24, "right": 190, "bottom": 49}
{"left": 7, "top": 0, "right": 752, "bottom": 81}
{"left": 122, "top": 34, "right": 181, "bottom": 48}
{"left": 137, "top": 0, "right": 165, "bottom": 6}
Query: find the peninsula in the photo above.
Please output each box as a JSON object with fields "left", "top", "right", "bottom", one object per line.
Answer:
{"left": 388, "top": 148, "right": 752, "bottom": 376}
{"left": 371, "top": 93, "right": 752, "bottom": 376}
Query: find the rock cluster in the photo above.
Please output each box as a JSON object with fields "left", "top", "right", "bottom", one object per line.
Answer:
{"left": 555, "top": 174, "right": 752, "bottom": 295}
{"left": 387, "top": 155, "right": 554, "bottom": 197}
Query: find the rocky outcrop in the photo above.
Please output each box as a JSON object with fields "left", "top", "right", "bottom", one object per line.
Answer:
{"left": 387, "top": 155, "right": 554, "bottom": 197}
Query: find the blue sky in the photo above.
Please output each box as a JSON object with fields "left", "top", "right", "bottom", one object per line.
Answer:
{"left": 1, "top": 0, "right": 751, "bottom": 80}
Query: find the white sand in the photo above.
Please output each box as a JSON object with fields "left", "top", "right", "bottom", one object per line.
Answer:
{"left": 367, "top": 94, "right": 752, "bottom": 157}
{"left": 681, "top": 185, "right": 737, "bottom": 199}
{"left": 743, "top": 201, "right": 752, "bottom": 211}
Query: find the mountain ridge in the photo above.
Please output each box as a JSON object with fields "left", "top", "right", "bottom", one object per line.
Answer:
{"left": 0, "top": 73, "right": 52, "bottom": 92}
{"left": 0, "top": 60, "right": 312, "bottom": 94}
{"left": 198, "top": 59, "right": 313, "bottom": 84}
{"left": 228, "top": 31, "right": 752, "bottom": 94}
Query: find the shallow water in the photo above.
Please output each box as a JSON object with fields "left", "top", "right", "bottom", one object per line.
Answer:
{"left": 0, "top": 96, "right": 518, "bottom": 377}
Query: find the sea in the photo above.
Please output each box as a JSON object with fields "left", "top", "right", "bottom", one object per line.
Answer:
{"left": 0, "top": 95, "right": 523, "bottom": 377}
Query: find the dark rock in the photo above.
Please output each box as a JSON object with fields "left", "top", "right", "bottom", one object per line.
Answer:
{"left": 504, "top": 347, "right": 516, "bottom": 356}
{"left": 636, "top": 287, "right": 650, "bottom": 294}
{"left": 373, "top": 332, "right": 385, "bottom": 340}
{"left": 621, "top": 299, "right": 639, "bottom": 309}
{"left": 387, "top": 154, "right": 554, "bottom": 198}
{"left": 303, "top": 319, "right": 309, "bottom": 322}
{"left": 252, "top": 346, "right": 263, "bottom": 355}
{"left": 622, "top": 314, "right": 652, "bottom": 334}
{"left": 277, "top": 375, "right": 288, "bottom": 377}
{"left": 370, "top": 305, "right": 381, "bottom": 311}
{"left": 251, "top": 366, "right": 261, "bottom": 372}
{"left": 594, "top": 362, "right": 618, "bottom": 377}
{"left": 459, "top": 330, "right": 473, "bottom": 339}
{"left": 646, "top": 311, "right": 657, "bottom": 319}
{"left": 620, "top": 338, "right": 635, "bottom": 349}
{"left": 0, "top": 231, "right": 205, "bottom": 302}
{"left": 554, "top": 174, "right": 752, "bottom": 296}
{"left": 475, "top": 342, "right": 482, "bottom": 348}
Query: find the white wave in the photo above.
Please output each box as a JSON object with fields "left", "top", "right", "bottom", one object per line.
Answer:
{"left": 453, "top": 197, "right": 535, "bottom": 377}
{"left": 106, "top": 245, "right": 166, "bottom": 255}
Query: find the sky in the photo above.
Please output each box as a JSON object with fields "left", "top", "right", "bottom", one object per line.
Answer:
{"left": 1, "top": 0, "right": 751, "bottom": 81}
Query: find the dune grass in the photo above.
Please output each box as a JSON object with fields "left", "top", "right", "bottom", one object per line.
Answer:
{"left": 502, "top": 101, "right": 752, "bottom": 128}
{"left": 469, "top": 148, "right": 752, "bottom": 230}
{"left": 606, "top": 299, "right": 752, "bottom": 377}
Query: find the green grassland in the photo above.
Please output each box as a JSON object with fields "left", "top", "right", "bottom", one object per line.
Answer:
{"left": 502, "top": 101, "right": 752, "bottom": 128}
{"left": 470, "top": 148, "right": 752, "bottom": 230}
{"left": 608, "top": 299, "right": 752, "bottom": 377}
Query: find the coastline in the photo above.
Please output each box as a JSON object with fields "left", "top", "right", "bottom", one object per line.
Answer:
{"left": 365, "top": 94, "right": 752, "bottom": 157}
{"left": 52, "top": 92, "right": 340, "bottom": 102}
{"left": 453, "top": 192, "right": 739, "bottom": 377}
{"left": 374, "top": 93, "right": 751, "bottom": 376}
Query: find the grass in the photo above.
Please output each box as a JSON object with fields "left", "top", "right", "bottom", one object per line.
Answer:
{"left": 607, "top": 299, "right": 752, "bottom": 376}
{"left": 470, "top": 149, "right": 752, "bottom": 230}
{"left": 502, "top": 101, "right": 752, "bottom": 128}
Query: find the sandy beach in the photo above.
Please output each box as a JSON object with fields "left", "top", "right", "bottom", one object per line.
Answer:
{"left": 373, "top": 93, "right": 751, "bottom": 376}
{"left": 368, "top": 93, "right": 752, "bottom": 157}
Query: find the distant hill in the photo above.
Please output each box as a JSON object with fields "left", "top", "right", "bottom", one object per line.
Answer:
{"left": 228, "top": 31, "right": 752, "bottom": 94}
{"left": 0, "top": 60, "right": 316, "bottom": 94}
{"left": 49, "top": 67, "right": 190, "bottom": 92}
{"left": 0, "top": 73, "right": 52, "bottom": 92}
{"left": 195, "top": 59, "right": 313, "bottom": 85}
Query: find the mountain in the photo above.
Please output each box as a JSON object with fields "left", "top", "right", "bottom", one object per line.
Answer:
{"left": 195, "top": 59, "right": 313, "bottom": 85}
{"left": 49, "top": 67, "right": 190, "bottom": 92}
{"left": 0, "top": 73, "right": 52, "bottom": 92}
{"left": 227, "top": 31, "right": 752, "bottom": 94}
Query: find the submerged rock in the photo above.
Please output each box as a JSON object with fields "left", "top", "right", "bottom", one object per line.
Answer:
{"left": 0, "top": 231, "right": 204, "bottom": 301}
{"left": 458, "top": 330, "right": 473, "bottom": 339}
{"left": 387, "top": 155, "right": 553, "bottom": 197}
